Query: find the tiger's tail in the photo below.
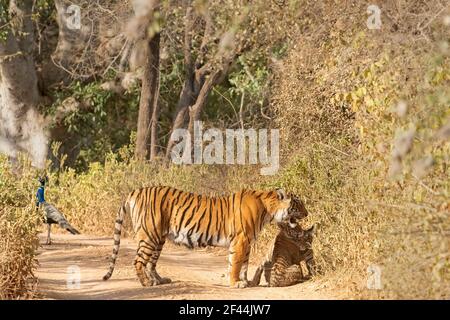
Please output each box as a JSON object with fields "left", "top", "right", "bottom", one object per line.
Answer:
{"left": 103, "top": 203, "right": 127, "bottom": 281}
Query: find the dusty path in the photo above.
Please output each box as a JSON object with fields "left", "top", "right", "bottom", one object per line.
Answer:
{"left": 36, "top": 233, "right": 337, "bottom": 300}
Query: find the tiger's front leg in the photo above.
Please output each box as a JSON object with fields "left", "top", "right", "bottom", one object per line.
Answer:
{"left": 249, "top": 263, "right": 264, "bottom": 287}
{"left": 228, "top": 238, "right": 250, "bottom": 288}
{"left": 305, "top": 256, "right": 316, "bottom": 278}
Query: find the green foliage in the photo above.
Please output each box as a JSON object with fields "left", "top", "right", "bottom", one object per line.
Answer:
{"left": 205, "top": 54, "right": 271, "bottom": 129}
{"left": 64, "top": 82, "right": 111, "bottom": 132}
{"left": 0, "top": 0, "right": 10, "bottom": 42}
{"left": 48, "top": 81, "right": 139, "bottom": 171}
{"left": 40, "top": 0, "right": 299, "bottom": 167}
{"left": 33, "top": 0, "right": 55, "bottom": 24}
{"left": 228, "top": 55, "right": 270, "bottom": 104}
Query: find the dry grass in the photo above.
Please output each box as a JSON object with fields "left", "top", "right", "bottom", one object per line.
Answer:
{"left": 0, "top": 159, "right": 40, "bottom": 299}
{"left": 0, "top": 207, "right": 40, "bottom": 299}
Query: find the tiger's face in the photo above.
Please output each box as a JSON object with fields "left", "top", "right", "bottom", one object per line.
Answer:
{"left": 264, "top": 188, "right": 293, "bottom": 225}
{"left": 266, "top": 190, "right": 309, "bottom": 227}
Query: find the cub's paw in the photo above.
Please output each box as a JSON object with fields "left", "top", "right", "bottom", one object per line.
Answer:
{"left": 232, "top": 280, "right": 249, "bottom": 289}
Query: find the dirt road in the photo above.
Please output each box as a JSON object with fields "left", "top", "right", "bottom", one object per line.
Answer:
{"left": 35, "top": 233, "right": 337, "bottom": 300}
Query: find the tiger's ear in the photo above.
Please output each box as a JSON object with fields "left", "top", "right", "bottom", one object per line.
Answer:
{"left": 276, "top": 188, "right": 288, "bottom": 200}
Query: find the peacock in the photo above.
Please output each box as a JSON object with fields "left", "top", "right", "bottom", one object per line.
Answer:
{"left": 42, "top": 202, "right": 80, "bottom": 244}
{"left": 37, "top": 177, "right": 80, "bottom": 245}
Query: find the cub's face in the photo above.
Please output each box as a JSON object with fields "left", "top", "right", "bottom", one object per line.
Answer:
{"left": 279, "top": 223, "right": 315, "bottom": 251}
{"left": 288, "top": 195, "right": 309, "bottom": 220}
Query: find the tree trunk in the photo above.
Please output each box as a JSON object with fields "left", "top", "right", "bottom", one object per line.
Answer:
{"left": 0, "top": 0, "right": 48, "bottom": 168}
{"left": 149, "top": 33, "right": 161, "bottom": 160}
{"left": 165, "top": 79, "right": 195, "bottom": 158}
{"left": 164, "top": 5, "right": 196, "bottom": 158}
{"left": 135, "top": 32, "right": 161, "bottom": 160}
{"left": 40, "top": 0, "right": 89, "bottom": 88}
{"left": 164, "top": 2, "right": 241, "bottom": 159}
{"left": 187, "top": 70, "right": 221, "bottom": 134}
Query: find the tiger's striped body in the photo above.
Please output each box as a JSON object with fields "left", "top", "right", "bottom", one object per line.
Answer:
{"left": 251, "top": 223, "right": 315, "bottom": 287}
{"left": 103, "top": 186, "right": 307, "bottom": 288}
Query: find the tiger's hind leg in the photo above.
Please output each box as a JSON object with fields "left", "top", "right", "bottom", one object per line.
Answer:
{"left": 134, "top": 239, "right": 152, "bottom": 287}
{"left": 133, "top": 228, "right": 170, "bottom": 287}
{"left": 263, "top": 261, "right": 272, "bottom": 285}
{"left": 269, "top": 264, "right": 303, "bottom": 287}
{"left": 250, "top": 260, "right": 272, "bottom": 287}
{"left": 146, "top": 239, "right": 171, "bottom": 285}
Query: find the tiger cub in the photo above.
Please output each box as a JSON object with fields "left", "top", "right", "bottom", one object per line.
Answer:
{"left": 250, "top": 223, "right": 315, "bottom": 287}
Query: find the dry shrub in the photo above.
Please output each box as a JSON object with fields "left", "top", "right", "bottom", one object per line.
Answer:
{"left": 0, "top": 157, "right": 40, "bottom": 300}
{"left": 0, "top": 207, "right": 40, "bottom": 300}
{"left": 270, "top": 0, "right": 449, "bottom": 298}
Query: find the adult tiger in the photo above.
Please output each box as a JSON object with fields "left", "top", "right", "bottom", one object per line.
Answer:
{"left": 103, "top": 186, "right": 308, "bottom": 288}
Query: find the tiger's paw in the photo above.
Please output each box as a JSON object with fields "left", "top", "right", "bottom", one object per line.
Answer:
{"left": 232, "top": 280, "right": 249, "bottom": 289}
{"left": 139, "top": 278, "right": 150, "bottom": 287}
{"left": 159, "top": 277, "right": 172, "bottom": 285}
{"left": 149, "top": 277, "right": 172, "bottom": 286}
{"left": 148, "top": 279, "right": 161, "bottom": 286}
{"left": 248, "top": 280, "right": 259, "bottom": 287}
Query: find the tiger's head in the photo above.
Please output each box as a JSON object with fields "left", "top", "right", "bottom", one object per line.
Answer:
{"left": 279, "top": 223, "right": 315, "bottom": 251}
{"left": 263, "top": 188, "right": 298, "bottom": 226}
{"left": 270, "top": 190, "right": 309, "bottom": 228}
